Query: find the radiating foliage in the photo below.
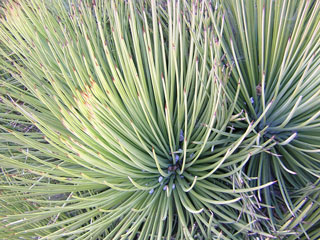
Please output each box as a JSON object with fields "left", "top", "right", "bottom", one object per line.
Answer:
{"left": 0, "top": 0, "right": 319, "bottom": 239}
{"left": 214, "top": 1, "right": 320, "bottom": 238}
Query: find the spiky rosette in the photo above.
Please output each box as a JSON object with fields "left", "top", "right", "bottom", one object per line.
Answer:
{"left": 217, "top": 1, "right": 320, "bottom": 237}
{"left": 0, "top": 0, "right": 279, "bottom": 239}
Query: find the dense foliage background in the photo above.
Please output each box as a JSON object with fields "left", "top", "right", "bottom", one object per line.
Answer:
{"left": 0, "top": 0, "right": 319, "bottom": 239}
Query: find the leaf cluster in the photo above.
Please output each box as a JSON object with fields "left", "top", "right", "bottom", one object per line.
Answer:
{"left": 0, "top": 0, "right": 319, "bottom": 239}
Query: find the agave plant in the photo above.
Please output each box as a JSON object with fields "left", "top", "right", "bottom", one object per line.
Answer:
{"left": 0, "top": 0, "right": 319, "bottom": 239}
{"left": 215, "top": 0, "right": 320, "bottom": 238}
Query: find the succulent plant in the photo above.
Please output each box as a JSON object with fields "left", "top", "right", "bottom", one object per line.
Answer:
{"left": 0, "top": 0, "right": 319, "bottom": 239}
{"left": 216, "top": 1, "right": 320, "bottom": 237}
